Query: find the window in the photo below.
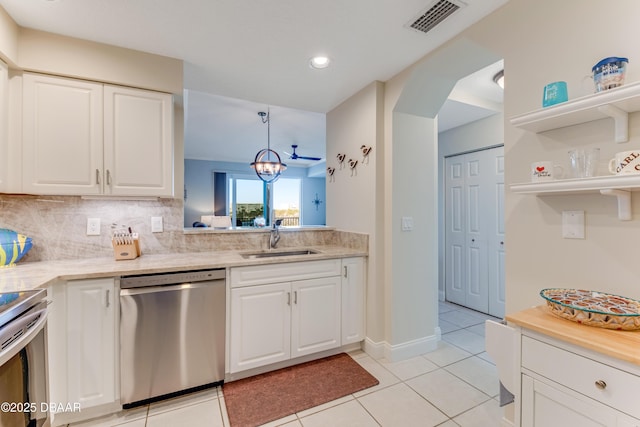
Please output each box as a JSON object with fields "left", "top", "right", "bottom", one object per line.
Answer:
{"left": 229, "top": 176, "right": 264, "bottom": 227}
{"left": 273, "top": 178, "right": 301, "bottom": 226}
{"left": 226, "top": 176, "right": 301, "bottom": 227}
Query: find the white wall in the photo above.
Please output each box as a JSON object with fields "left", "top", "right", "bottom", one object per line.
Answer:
{"left": 326, "top": 81, "right": 384, "bottom": 344}
{"left": 455, "top": 0, "right": 640, "bottom": 312}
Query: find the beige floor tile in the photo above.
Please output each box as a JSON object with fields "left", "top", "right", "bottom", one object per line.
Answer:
{"left": 352, "top": 355, "right": 401, "bottom": 397}
{"left": 146, "top": 398, "right": 223, "bottom": 427}
{"left": 257, "top": 413, "right": 299, "bottom": 427}
{"left": 439, "top": 310, "right": 486, "bottom": 328}
{"left": 296, "top": 395, "right": 353, "bottom": 418}
{"left": 442, "top": 329, "right": 486, "bottom": 354}
{"left": 406, "top": 369, "right": 491, "bottom": 417}
{"left": 445, "top": 356, "right": 499, "bottom": 397}
{"left": 378, "top": 355, "right": 440, "bottom": 381}
{"left": 438, "top": 318, "right": 462, "bottom": 334}
{"left": 299, "top": 400, "right": 379, "bottom": 427}
{"left": 147, "top": 387, "right": 219, "bottom": 416}
{"left": 437, "top": 421, "right": 461, "bottom": 427}
{"left": 357, "top": 383, "right": 448, "bottom": 427}
{"left": 452, "top": 398, "right": 504, "bottom": 427}
{"left": 68, "top": 406, "right": 148, "bottom": 427}
{"left": 423, "top": 341, "right": 472, "bottom": 367}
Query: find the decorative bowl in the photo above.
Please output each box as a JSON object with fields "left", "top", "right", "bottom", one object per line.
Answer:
{"left": 540, "top": 288, "right": 640, "bottom": 331}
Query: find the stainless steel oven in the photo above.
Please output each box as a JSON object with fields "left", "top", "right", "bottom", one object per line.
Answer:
{"left": 0, "top": 289, "right": 48, "bottom": 427}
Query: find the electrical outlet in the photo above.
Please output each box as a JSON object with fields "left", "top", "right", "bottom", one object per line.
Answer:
{"left": 562, "top": 210, "right": 585, "bottom": 239}
{"left": 151, "top": 216, "right": 163, "bottom": 233}
{"left": 86, "top": 218, "right": 101, "bottom": 236}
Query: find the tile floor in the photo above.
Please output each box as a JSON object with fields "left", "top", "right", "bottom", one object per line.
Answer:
{"left": 69, "top": 302, "right": 503, "bottom": 427}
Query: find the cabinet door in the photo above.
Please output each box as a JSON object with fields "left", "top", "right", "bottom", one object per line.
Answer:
{"left": 229, "top": 282, "right": 291, "bottom": 373}
{"left": 103, "top": 85, "right": 173, "bottom": 196}
{"left": 341, "top": 257, "right": 365, "bottom": 345}
{"left": 22, "top": 73, "right": 103, "bottom": 195}
{"left": 291, "top": 276, "right": 341, "bottom": 358}
{"left": 522, "top": 374, "right": 617, "bottom": 427}
{"left": 66, "top": 278, "right": 117, "bottom": 408}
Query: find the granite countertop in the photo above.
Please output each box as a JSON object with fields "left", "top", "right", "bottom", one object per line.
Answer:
{"left": 0, "top": 245, "right": 367, "bottom": 293}
{"left": 506, "top": 305, "right": 640, "bottom": 366}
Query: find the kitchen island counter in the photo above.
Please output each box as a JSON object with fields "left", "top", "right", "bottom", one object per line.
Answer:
{"left": 0, "top": 245, "right": 367, "bottom": 293}
{"left": 506, "top": 305, "right": 640, "bottom": 366}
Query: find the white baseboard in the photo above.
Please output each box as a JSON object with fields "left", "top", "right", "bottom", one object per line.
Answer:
{"left": 363, "top": 334, "right": 439, "bottom": 362}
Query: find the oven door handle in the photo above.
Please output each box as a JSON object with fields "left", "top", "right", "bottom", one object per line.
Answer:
{"left": 0, "top": 308, "right": 47, "bottom": 367}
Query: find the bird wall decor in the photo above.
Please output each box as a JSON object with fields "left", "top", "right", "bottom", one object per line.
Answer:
{"left": 360, "top": 145, "right": 372, "bottom": 164}
{"left": 348, "top": 159, "right": 358, "bottom": 176}
{"left": 327, "top": 166, "right": 336, "bottom": 182}
{"left": 336, "top": 153, "right": 346, "bottom": 169}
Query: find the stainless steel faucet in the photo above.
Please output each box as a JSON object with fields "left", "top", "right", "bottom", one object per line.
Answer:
{"left": 269, "top": 219, "right": 282, "bottom": 249}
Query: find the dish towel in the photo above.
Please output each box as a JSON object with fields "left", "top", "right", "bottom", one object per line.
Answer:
{"left": 499, "top": 381, "right": 514, "bottom": 407}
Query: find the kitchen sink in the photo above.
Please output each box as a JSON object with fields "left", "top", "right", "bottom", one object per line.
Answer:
{"left": 241, "top": 249, "right": 319, "bottom": 259}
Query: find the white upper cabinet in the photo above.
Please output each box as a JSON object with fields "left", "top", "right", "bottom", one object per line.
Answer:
{"left": 103, "top": 85, "right": 173, "bottom": 196}
{"left": 22, "top": 73, "right": 103, "bottom": 195}
{"left": 21, "top": 73, "right": 173, "bottom": 196}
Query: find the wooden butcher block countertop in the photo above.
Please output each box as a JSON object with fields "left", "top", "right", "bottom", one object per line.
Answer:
{"left": 506, "top": 305, "right": 640, "bottom": 366}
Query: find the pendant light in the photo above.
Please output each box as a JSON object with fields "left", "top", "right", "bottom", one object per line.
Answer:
{"left": 250, "top": 109, "right": 287, "bottom": 182}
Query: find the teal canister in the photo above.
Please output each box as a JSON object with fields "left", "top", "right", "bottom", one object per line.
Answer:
{"left": 542, "top": 81, "right": 568, "bottom": 107}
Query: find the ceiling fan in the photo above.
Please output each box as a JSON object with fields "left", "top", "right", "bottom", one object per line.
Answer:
{"left": 285, "top": 144, "right": 322, "bottom": 161}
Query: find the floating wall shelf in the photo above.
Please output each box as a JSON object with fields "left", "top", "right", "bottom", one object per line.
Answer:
{"left": 510, "top": 175, "right": 640, "bottom": 220}
{"left": 510, "top": 82, "right": 640, "bottom": 143}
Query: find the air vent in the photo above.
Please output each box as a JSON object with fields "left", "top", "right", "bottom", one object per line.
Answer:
{"left": 407, "top": 0, "right": 463, "bottom": 34}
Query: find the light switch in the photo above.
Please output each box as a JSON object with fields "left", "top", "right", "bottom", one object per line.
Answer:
{"left": 151, "top": 216, "right": 163, "bottom": 233}
{"left": 401, "top": 216, "right": 414, "bottom": 231}
{"left": 562, "top": 210, "right": 585, "bottom": 239}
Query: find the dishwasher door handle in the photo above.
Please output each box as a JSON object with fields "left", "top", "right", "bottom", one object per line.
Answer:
{"left": 120, "top": 280, "right": 223, "bottom": 296}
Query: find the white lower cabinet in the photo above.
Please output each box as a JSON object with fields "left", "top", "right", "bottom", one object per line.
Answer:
{"left": 48, "top": 278, "right": 119, "bottom": 425}
{"left": 341, "top": 257, "right": 365, "bottom": 344}
{"left": 229, "top": 275, "right": 341, "bottom": 373}
{"left": 519, "top": 335, "right": 640, "bottom": 427}
{"left": 228, "top": 258, "right": 365, "bottom": 374}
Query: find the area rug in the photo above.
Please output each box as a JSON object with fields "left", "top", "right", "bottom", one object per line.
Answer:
{"left": 223, "top": 353, "right": 379, "bottom": 427}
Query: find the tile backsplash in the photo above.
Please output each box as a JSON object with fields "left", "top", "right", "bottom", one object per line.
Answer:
{"left": 0, "top": 194, "right": 367, "bottom": 263}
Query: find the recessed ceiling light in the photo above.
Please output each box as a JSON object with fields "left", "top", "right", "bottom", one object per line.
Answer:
{"left": 309, "top": 56, "right": 330, "bottom": 70}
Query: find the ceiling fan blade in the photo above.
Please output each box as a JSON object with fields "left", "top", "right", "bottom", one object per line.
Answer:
{"left": 297, "top": 155, "right": 322, "bottom": 161}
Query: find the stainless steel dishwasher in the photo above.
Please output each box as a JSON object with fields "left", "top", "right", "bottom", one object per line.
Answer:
{"left": 120, "top": 269, "right": 225, "bottom": 408}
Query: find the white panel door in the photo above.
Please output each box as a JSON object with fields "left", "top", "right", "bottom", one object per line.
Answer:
{"left": 444, "top": 146, "right": 504, "bottom": 317}
{"left": 488, "top": 151, "right": 506, "bottom": 318}
{"left": 22, "top": 73, "right": 103, "bottom": 195}
{"left": 229, "top": 282, "right": 291, "bottom": 373}
{"left": 445, "top": 155, "right": 466, "bottom": 306}
{"left": 66, "top": 278, "right": 117, "bottom": 409}
{"left": 103, "top": 85, "right": 173, "bottom": 196}
{"left": 464, "top": 151, "right": 489, "bottom": 313}
{"left": 291, "top": 276, "right": 341, "bottom": 358}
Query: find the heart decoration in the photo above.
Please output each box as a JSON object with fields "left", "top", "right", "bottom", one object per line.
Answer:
{"left": 536, "top": 166, "right": 545, "bottom": 172}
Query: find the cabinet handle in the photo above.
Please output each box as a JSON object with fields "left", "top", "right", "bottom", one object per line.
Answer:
{"left": 96, "top": 169, "right": 101, "bottom": 185}
{"left": 471, "top": 238, "right": 475, "bottom": 243}
{"left": 105, "top": 289, "right": 110, "bottom": 308}
{"left": 344, "top": 266, "right": 348, "bottom": 279}
{"left": 106, "top": 169, "right": 112, "bottom": 185}
{"left": 594, "top": 380, "right": 607, "bottom": 390}
{"left": 294, "top": 291, "right": 298, "bottom": 304}
{"left": 287, "top": 292, "right": 291, "bottom": 306}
